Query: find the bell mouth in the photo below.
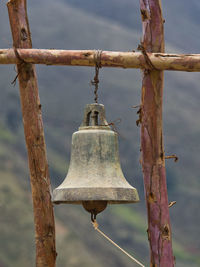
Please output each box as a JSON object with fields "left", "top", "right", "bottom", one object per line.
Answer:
{"left": 82, "top": 201, "right": 108, "bottom": 219}
{"left": 53, "top": 187, "right": 139, "bottom": 204}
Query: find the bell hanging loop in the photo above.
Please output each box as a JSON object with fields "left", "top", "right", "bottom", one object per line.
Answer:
{"left": 52, "top": 103, "right": 139, "bottom": 217}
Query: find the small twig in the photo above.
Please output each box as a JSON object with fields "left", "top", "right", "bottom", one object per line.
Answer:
{"left": 136, "top": 106, "right": 143, "bottom": 127}
{"left": 11, "top": 72, "right": 19, "bottom": 86}
{"left": 105, "top": 118, "right": 125, "bottom": 139}
{"left": 165, "top": 154, "right": 178, "bottom": 162}
{"left": 132, "top": 105, "right": 143, "bottom": 126}
{"left": 108, "top": 118, "right": 121, "bottom": 132}
{"left": 168, "top": 201, "right": 176, "bottom": 208}
{"left": 132, "top": 105, "right": 141, "bottom": 109}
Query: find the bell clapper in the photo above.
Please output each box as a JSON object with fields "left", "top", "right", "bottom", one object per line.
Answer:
{"left": 82, "top": 200, "right": 107, "bottom": 222}
{"left": 91, "top": 211, "right": 97, "bottom": 222}
{"left": 82, "top": 201, "right": 108, "bottom": 220}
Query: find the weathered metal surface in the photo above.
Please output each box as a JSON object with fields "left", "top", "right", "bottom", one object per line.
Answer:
{"left": 1, "top": 49, "right": 200, "bottom": 71}
{"left": 82, "top": 201, "right": 107, "bottom": 215}
{"left": 53, "top": 104, "right": 139, "bottom": 207}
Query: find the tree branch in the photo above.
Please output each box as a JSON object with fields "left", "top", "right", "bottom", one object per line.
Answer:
{"left": 1, "top": 49, "right": 200, "bottom": 71}
{"left": 139, "top": 0, "right": 174, "bottom": 266}
{"left": 7, "top": 1, "right": 56, "bottom": 266}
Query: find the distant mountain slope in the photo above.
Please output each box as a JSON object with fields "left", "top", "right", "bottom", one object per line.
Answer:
{"left": 0, "top": 0, "right": 199, "bottom": 266}
{"left": 62, "top": 0, "right": 200, "bottom": 53}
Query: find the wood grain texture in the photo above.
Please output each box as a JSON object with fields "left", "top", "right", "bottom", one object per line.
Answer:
{"left": 1, "top": 49, "right": 200, "bottom": 71}
{"left": 139, "top": 0, "right": 174, "bottom": 266}
{"left": 7, "top": 1, "right": 56, "bottom": 266}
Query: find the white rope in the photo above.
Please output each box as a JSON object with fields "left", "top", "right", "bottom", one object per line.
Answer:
{"left": 92, "top": 220, "right": 146, "bottom": 267}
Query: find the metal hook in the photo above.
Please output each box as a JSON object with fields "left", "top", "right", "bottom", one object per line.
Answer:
{"left": 91, "top": 210, "right": 97, "bottom": 222}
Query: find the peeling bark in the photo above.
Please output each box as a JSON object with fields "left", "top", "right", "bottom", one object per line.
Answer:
{"left": 7, "top": 1, "right": 56, "bottom": 266}
{"left": 139, "top": 0, "right": 174, "bottom": 266}
{"left": 1, "top": 49, "right": 200, "bottom": 71}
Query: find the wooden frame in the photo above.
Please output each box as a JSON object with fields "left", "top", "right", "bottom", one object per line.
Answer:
{"left": 2, "top": 0, "right": 198, "bottom": 266}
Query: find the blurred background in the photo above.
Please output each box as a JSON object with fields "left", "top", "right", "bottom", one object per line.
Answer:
{"left": 0, "top": 0, "right": 200, "bottom": 266}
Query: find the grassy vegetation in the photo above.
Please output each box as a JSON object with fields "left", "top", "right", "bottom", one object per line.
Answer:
{"left": 0, "top": 170, "right": 35, "bottom": 267}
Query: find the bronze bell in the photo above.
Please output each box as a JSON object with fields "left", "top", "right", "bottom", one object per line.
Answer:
{"left": 53, "top": 103, "right": 139, "bottom": 219}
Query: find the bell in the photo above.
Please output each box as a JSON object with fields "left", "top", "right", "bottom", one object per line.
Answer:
{"left": 53, "top": 103, "right": 139, "bottom": 218}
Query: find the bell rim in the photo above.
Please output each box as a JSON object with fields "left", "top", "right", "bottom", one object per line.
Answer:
{"left": 52, "top": 187, "right": 140, "bottom": 204}
{"left": 53, "top": 200, "right": 139, "bottom": 204}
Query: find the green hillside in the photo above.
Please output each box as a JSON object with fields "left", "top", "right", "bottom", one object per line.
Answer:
{"left": 0, "top": 0, "right": 200, "bottom": 266}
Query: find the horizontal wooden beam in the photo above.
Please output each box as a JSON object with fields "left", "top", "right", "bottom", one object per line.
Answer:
{"left": 1, "top": 49, "right": 200, "bottom": 71}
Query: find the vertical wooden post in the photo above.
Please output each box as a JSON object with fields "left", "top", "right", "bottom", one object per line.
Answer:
{"left": 7, "top": 1, "right": 56, "bottom": 266}
{"left": 139, "top": 0, "right": 174, "bottom": 266}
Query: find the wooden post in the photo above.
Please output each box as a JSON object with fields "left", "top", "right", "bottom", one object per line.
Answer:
{"left": 139, "top": 0, "right": 174, "bottom": 266}
{"left": 7, "top": 1, "right": 56, "bottom": 266}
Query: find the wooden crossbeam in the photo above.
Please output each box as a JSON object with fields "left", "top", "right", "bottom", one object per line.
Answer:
{"left": 1, "top": 48, "right": 200, "bottom": 71}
